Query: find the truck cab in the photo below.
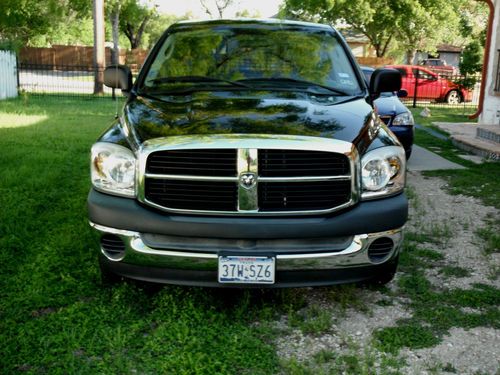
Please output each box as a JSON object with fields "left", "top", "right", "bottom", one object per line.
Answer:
{"left": 88, "top": 19, "right": 407, "bottom": 287}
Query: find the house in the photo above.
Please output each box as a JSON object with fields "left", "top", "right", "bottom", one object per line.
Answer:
{"left": 478, "top": 0, "right": 500, "bottom": 127}
{"left": 339, "top": 28, "right": 375, "bottom": 58}
{"left": 414, "top": 44, "right": 463, "bottom": 67}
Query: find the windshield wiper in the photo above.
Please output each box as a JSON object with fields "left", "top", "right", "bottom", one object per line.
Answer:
{"left": 147, "top": 75, "right": 252, "bottom": 89}
{"left": 236, "top": 77, "right": 351, "bottom": 96}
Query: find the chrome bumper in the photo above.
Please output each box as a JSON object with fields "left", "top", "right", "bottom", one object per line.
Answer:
{"left": 90, "top": 222, "right": 403, "bottom": 272}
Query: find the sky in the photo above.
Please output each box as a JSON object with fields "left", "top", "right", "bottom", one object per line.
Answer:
{"left": 154, "top": 0, "right": 284, "bottom": 19}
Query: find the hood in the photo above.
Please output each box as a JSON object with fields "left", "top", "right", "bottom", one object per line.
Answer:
{"left": 373, "top": 94, "right": 408, "bottom": 117}
{"left": 123, "top": 91, "right": 375, "bottom": 147}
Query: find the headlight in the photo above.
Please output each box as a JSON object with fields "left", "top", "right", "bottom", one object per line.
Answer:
{"left": 91, "top": 142, "right": 136, "bottom": 197}
{"left": 392, "top": 111, "right": 414, "bottom": 126}
{"left": 361, "top": 146, "right": 406, "bottom": 200}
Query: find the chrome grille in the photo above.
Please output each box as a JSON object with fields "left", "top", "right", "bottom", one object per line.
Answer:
{"left": 139, "top": 135, "right": 357, "bottom": 216}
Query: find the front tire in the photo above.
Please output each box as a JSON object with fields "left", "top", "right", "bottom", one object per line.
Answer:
{"left": 99, "top": 257, "right": 122, "bottom": 285}
{"left": 365, "top": 256, "right": 399, "bottom": 286}
{"left": 446, "top": 90, "right": 462, "bottom": 105}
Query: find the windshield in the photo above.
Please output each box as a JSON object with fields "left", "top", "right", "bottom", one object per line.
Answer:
{"left": 141, "top": 25, "right": 362, "bottom": 95}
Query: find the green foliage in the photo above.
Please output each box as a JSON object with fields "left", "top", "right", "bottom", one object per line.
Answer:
{"left": 288, "top": 304, "right": 332, "bottom": 335}
{"left": 459, "top": 40, "right": 483, "bottom": 76}
{"left": 0, "top": 0, "right": 90, "bottom": 45}
{"left": 282, "top": 0, "right": 395, "bottom": 58}
{"left": 282, "top": 0, "right": 461, "bottom": 60}
{"left": 439, "top": 266, "right": 470, "bottom": 278}
{"left": 374, "top": 325, "right": 440, "bottom": 353}
{"left": 119, "top": 0, "right": 157, "bottom": 49}
{"left": 28, "top": 17, "right": 95, "bottom": 47}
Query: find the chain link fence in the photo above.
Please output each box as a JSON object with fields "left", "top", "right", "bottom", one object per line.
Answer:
{"left": 16, "top": 63, "right": 481, "bottom": 112}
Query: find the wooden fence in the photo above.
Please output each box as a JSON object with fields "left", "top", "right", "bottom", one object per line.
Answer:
{"left": 0, "top": 50, "right": 18, "bottom": 100}
{"left": 19, "top": 45, "right": 393, "bottom": 71}
{"left": 19, "top": 45, "right": 148, "bottom": 70}
{"left": 356, "top": 56, "right": 394, "bottom": 67}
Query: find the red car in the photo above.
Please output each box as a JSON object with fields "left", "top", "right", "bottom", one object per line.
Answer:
{"left": 385, "top": 65, "right": 471, "bottom": 104}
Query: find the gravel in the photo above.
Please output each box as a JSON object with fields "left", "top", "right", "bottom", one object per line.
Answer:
{"left": 401, "top": 327, "right": 500, "bottom": 374}
{"left": 274, "top": 172, "right": 500, "bottom": 373}
{"left": 405, "top": 171, "right": 500, "bottom": 289}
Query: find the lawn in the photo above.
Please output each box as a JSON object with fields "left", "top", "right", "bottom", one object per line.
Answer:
{"left": 0, "top": 96, "right": 285, "bottom": 374}
{"left": 1, "top": 97, "right": 498, "bottom": 374}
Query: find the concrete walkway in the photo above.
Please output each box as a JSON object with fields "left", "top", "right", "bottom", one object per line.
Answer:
{"left": 407, "top": 145, "right": 466, "bottom": 171}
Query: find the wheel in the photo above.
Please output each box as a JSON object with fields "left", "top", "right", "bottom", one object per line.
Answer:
{"left": 365, "top": 256, "right": 399, "bottom": 286}
{"left": 445, "top": 90, "right": 462, "bottom": 105}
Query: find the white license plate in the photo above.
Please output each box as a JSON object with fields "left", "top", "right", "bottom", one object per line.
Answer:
{"left": 218, "top": 256, "right": 275, "bottom": 284}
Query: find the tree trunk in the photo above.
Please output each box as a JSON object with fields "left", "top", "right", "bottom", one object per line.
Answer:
{"left": 406, "top": 50, "right": 416, "bottom": 65}
{"left": 93, "top": 0, "right": 105, "bottom": 95}
{"left": 110, "top": 4, "right": 120, "bottom": 65}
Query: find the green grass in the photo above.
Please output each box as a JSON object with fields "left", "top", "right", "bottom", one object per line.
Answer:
{"left": 0, "top": 96, "right": 285, "bottom": 374}
{"left": 439, "top": 266, "right": 470, "bottom": 278}
{"left": 476, "top": 225, "right": 500, "bottom": 255}
{"left": 288, "top": 303, "right": 332, "bottom": 335}
{"left": 1, "top": 97, "right": 498, "bottom": 372}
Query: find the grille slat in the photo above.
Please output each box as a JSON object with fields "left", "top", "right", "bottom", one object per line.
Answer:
{"left": 259, "top": 181, "right": 351, "bottom": 211}
{"left": 147, "top": 149, "right": 237, "bottom": 176}
{"left": 145, "top": 179, "right": 237, "bottom": 211}
{"left": 259, "top": 149, "right": 349, "bottom": 177}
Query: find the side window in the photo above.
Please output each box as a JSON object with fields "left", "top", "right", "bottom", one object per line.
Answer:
{"left": 413, "top": 69, "right": 435, "bottom": 80}
{"left": 396, "top": 68, "right": 406, "bottom": 77}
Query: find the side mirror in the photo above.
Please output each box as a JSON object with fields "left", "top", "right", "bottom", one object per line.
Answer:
{"left": 397, "top": 89, "right": 408, "bottom": 98}
{"left": 369, "top": 68, "right": 402, "bottom": 98}
{"left": 104, "top": 65, "right": 132, "bottom": 92}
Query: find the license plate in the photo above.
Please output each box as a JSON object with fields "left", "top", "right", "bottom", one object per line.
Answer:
{"left": 218, "top": 256, "right": 275, "bottom": 284}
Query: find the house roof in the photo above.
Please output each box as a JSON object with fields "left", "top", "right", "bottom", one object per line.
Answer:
{"left": 337, "top": 28, "right": 370, "bottom": 44}
{"left": 436, "top": 44, "right": 463, "bottom": 53}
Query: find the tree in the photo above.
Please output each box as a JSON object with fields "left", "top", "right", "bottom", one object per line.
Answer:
{"left": 282, "top": 0, "right": 397, "bottom": 58}
{"left": 108, "top": 0, "right": 122, "bottom": 64}
{"left": 0, "top": 0, "right": 90, "bottom": 45}
{"left": 93, "top": 0, "right": 105, "bottom": 94}
{"left": 392, "top": 0, "right": 460, "bottom": 64}
{"left": 200, "top": 0, "right": 235, "bottom": 19}
{"left": 281, "top": 0, "right": 463, "bottom": 60}
{"left": 120, "top": 0, "right": 158, "bottom": 50}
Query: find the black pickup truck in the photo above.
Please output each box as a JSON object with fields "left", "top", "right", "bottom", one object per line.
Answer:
{"left": 88, "top": 19, "right": 407, "bottom": 287}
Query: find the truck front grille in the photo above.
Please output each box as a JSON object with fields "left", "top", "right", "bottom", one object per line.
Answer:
{"left": 141, "top": 136, "right": 355, "bottom": 216}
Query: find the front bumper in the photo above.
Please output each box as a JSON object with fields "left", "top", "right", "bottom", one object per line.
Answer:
{"left": 92, "top": 222, "right": 403, "bottom": 287}
{"left": 88, "top": 188, "right": 407, "bottom": 287}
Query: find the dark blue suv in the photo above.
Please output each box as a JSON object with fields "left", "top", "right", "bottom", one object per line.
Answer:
{"left": 361, "top": 66, "right": 414, "bottom": 158}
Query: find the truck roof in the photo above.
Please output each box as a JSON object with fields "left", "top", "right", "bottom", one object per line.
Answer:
{"left": 170, "top": 18, "right": 334, "bottom": 32}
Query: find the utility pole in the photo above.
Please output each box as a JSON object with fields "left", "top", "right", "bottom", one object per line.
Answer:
{"left": 93, "top": 0, "right": 105, "bottom": 95}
